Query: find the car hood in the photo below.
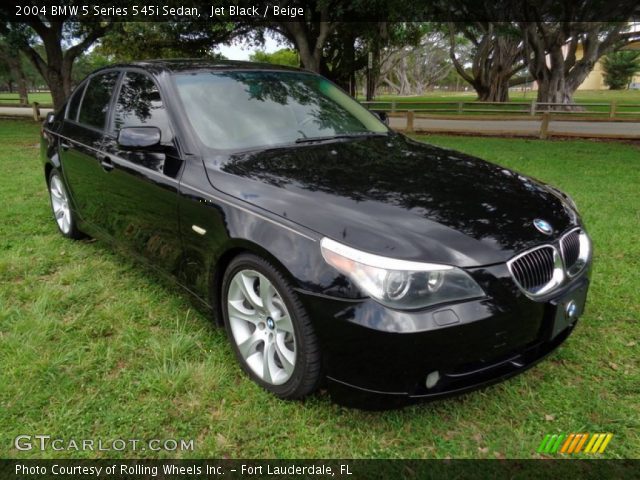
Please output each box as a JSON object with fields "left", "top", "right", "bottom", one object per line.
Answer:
{"left": 203, "top": 134, "right": 578, "bottom": 267}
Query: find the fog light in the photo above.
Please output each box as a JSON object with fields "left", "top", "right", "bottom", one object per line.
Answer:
{"left": 425, "top": 371, "right": 440, "bottom": 389}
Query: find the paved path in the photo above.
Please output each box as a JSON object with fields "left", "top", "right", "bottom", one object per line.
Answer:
{"left": 0, "top": 106, "right": 53, "bottom": 118}
{"left": 389, "top": 116, "right": 640, "bottom": 139}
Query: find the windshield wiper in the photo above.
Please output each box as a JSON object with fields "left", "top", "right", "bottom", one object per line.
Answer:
{"left": 295, "top": 132, "right": 387, "bottom": 144}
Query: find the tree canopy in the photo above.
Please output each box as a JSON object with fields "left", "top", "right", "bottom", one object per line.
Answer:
{"left": 1, "top": 0, "right": 639, "bottom": 109}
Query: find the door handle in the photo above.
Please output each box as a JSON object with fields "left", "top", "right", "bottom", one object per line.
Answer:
{"left": 98, "top": 154, "right": 114, "bottom": 172}
{"left": 60, "top": 141, "right": 71, "bottom": 151}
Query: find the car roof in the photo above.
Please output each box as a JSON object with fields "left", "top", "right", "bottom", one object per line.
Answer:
{"left": 96, "top": 59, "right": 307, "bottom": 75}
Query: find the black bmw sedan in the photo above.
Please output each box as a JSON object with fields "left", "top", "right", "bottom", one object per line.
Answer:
{"left": 41, "top": 60, "right": 591, "bottom": 408}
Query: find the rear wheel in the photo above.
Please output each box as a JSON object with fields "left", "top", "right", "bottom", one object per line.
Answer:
{"left": 222, "top": 254, "right": 322, "bottom": 399}
{"left": 48, "top": 169, "right": 83, "bottom": 239}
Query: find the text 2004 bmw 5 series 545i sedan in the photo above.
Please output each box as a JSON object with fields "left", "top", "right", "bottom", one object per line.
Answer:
{"left": 41, "top": 60, "right": 592, "bottom": 408}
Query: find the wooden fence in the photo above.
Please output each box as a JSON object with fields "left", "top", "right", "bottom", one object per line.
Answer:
{"left": 384, "top": 110, "right": 639, "bottom": 140}
{"left": 0, "top": 101, "right": 52, "bottom": 121}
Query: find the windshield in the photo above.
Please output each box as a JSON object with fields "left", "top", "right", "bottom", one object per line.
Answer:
{"left": 173, "top": 70, "right": 388, "bottom": 150}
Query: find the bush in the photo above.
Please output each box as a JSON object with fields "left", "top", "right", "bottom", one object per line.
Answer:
{"left": 602, "top": 51, "right": 640, "bottom": 90}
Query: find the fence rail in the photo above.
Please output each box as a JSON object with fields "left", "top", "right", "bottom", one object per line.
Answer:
{"left": 0, "top": 96, "right": 24, "bottom": 104}
{"left": 0, "top": 102, "right": 52, "bottom": 121}
{"left": 362, "top": 100, "right": 640, "bottom": 119}
{"left": 383, "top": 110, "right": 639, "bottom": 140}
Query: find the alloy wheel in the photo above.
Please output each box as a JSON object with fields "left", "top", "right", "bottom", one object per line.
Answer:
{"left": 49, "top": 173, "right": 72, "bottom": 235}
{"left": 226, "top": 269, "right": 297, "bottom": 385}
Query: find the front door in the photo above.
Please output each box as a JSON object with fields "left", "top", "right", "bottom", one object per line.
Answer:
{"left": 98, "top": 70, "right": 184, "bottom": 274}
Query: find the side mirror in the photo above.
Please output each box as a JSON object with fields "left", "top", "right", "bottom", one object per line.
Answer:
{"left": 45, "top": 112, "right": 55, "bottom": 125}
{"left": 117, "top": 126, "right": 161, "bottom": 150}
{"left": 373, "top": 110, "right": 389, "bottom": 126}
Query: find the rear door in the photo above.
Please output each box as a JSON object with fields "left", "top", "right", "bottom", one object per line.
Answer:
{"left": 98, "top": 70, "right": 184, "bottom": 274}
{"left": 59, "top": 70, "right": 120, "bottom": 228}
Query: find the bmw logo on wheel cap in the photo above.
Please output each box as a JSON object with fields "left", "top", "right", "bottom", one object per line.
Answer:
{"left": 533, "top": 218, "right": 553, "bottom": 235}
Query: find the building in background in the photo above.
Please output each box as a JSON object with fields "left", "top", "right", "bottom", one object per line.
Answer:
{"left": 579, "top": 40, "right": 640, "bottom": 90}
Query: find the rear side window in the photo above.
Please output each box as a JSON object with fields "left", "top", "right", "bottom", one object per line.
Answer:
{"left": 78, "top": 71, "right": 119, "bottom": 129}
{"left": 112, "top": 72, "right": 172, "bottom": 142}
{"left": 66, "top": 83, "right": 86, "bottom": 121}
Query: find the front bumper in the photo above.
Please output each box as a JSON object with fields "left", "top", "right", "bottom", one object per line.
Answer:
{"left": 297, "top": 263, "right": 590, "bottom": 409}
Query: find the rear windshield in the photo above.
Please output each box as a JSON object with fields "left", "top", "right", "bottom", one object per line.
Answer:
{"left": 173, "top": 70, "right": 387, "bottom": 150}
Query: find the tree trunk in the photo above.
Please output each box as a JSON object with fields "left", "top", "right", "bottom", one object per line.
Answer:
{"left": 476, "top": 76, "right": 510, "bottom": 102}
{"left": 520, "top": 21, "right": 637, "bottom": 110}
{"left": 0, "top": 46, "right": 29, "bottom": 102}
{"left": 530, "top": 45, "right": 592, "bottom": 110}
{"left": 6, "top": 57, "right": 29, "bottom": 103}
{"left": 366, "top": 43, "right": 380, "bottom": 100}
{"left": 448, "top": 23, "right": 524, "bottom": 104}
{"left": 280, "top": 19, "right": 333, "bottom": 74}
{"left": 16, "top": 71, "right": 28, "bottom": 104}
{"left": 47, "top": 71, "right": 67, "bottom": 111}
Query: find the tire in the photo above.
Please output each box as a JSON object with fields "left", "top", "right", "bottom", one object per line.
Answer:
{"left": 221, "top": 253, "right": 322, "bottom": 399}
{"left": 47, "top": 168, "right": 83, "bottom": 239}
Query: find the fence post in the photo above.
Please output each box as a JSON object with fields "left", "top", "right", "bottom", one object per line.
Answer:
{"left": 530, "top": 100, "right": 536, "bottom": 116}
{"left": 539, "top": 112, "right": 550, "bottom": 139}
{"left": 406, "top": 110, "right": 414, "bottom": 133}
{"left": 32, "top": 102, "right": 40, "bottom": 121}
{"left": 457, "top": 102, "right": 463, "bottom": 114}
{"left": 391, "top": 101, "right": 396, "bottom": 113}
{"left": 609, "top": 101, "right": 617, "bottom": 119}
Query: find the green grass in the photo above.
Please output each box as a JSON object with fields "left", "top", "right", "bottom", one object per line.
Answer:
{"left": 0, "top": 119, "right": 638, "bottom": 459}
{"left": 373, "top": 89, "right": 640, "bottom": 103}
{"left": 365, "top": 90, "right": 640, "bottom": 116}
{"left": 0, "top": 92, "right": 53, "bottom": 105}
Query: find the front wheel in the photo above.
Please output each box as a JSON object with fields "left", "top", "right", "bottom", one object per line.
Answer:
{"left": 221, "top": 254, "right": 322, "bottom": 399}
{"left": 48, "top": 168, "right": 83, "bottom": 239}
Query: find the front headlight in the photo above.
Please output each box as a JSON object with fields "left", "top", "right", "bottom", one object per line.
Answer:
{"left": 320, "top": 238, "right": 485, "bottom": 310}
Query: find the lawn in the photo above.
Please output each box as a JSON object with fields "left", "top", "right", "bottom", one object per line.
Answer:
{"left": 373, "top": 89, "right": 640, "bottom": 104}
{"left": 365, "top": 90, "right": 640, "bottom": 117}
{"left": 0, "top": 92, "right": 54, "bottom": 105}
{"left": 0, "top": 119, "right": 638, "bottom": 459}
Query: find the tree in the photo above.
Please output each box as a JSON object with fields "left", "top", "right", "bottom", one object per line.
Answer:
{"left": 360, "top": 23, "right": 426, "bottom": 100}
{"left": 97, "top": 22, "right": 244, "bottom": 61}
{"left": 519, "top": 2, "right": 639, "bottom": 107}
{"left": 602, "top": 50, "right": 640, "bottom": 90}
{"left": 428, "top": 2, "right": 527, "bottom": 102}
{"left": 379, "top": 31, "right": 453, "bottom": 95}
{"left": 265, "top": 1, "right": 414, "bottom": 79}
{"left": 447, "top": 22, "right": 525, "bottom": 102}
{"left": 0, "top": 40, "right": 29, "bottom": 102}
{"left": 205, "top": 2, "right": 424, "bottom": 98}
{"left": 1, "top": 20, "right": 112, "bottom": 110}
{"left": 250, "top": 48, "right": 299, "bottom": 67}
{"left": 72, "top": 50, "right": 112, "bottom": 84}
{"left": 268, "top": 4, "right": 339, "bottom": 74}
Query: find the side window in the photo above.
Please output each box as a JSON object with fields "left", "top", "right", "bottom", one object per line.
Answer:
{"left": 112, "top": 72, "right": 172, "bottom": 142}
{"left": 77, "top": 71, "right": 119, "bottom": 129}
{"left": 66, "top": 83, "right": 86, "bottom": 121}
